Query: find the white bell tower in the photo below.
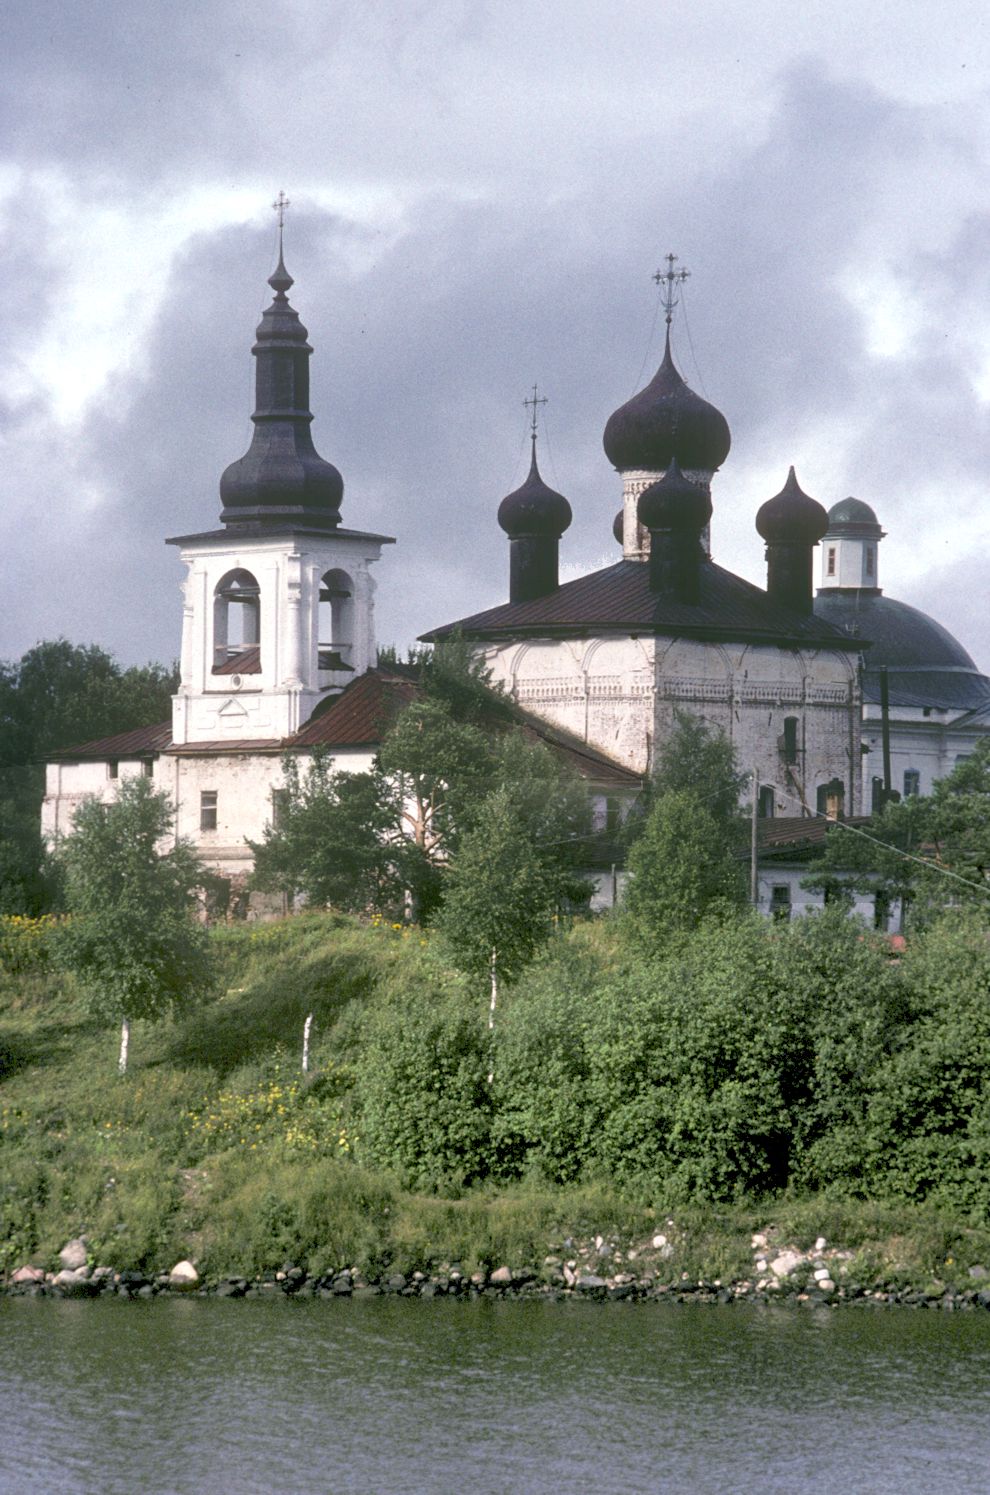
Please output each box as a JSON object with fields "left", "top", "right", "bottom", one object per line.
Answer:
{"left": 168, "top": 200, "right": 393, "bottom": 746}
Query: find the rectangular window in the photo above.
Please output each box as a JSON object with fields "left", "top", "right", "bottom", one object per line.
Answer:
{"left": 758, "top": 785, "right": 775, "bottom": 818}
{"left": 826, "top": 547, "right": 836, "bottom": 577}
{"left": 782, "top": 716, "right": 799, "bottom": 765}
{"left": 903, "top": 769, "right": 920, "bottom": 798}
{"left": 140, "top": 759, "right": 153, "bottom": 778}
{"left": 108, "top": 759, "right": 119, "bottom": 780}
{"left": 770, "top": 885, "right": 791, "bottom": 923}
{"left": 271, "top": 787, "right": 290, "bottom": 830}
{"left": 200, "top": 790, "right": 218, "bottom": 832}
{"left": 865, "top": 547, "right": 875, "bottom": 577}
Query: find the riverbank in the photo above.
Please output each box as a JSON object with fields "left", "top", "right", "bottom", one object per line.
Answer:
{"left": 9, "top": 1202, "right": 990, "bottom": 1311}
{"left": 4, "top": 911, "right": 990, "bottom": 1304}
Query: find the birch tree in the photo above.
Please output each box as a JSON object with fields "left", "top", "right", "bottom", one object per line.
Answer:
{"left": 55, "top": 777, "right": 212, "bottom": 1073}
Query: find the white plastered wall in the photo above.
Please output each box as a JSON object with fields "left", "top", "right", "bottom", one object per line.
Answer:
{"left": 483, "top": 632, "right": 862, "bottom": 812}
{"left": 172, "top": 530, "right": 383, "bottom": 746}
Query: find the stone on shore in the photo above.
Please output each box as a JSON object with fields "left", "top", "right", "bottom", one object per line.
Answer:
{"left": 169, "top": 1260, "right": 199, "bottom": 1290}
{"left": 11, "top": 1265, "right": 46, "bottom": 1285}
{"left": 770, "top": 1251, "right": 803, "bottom": 1279}
{"left": 489, "top": 1266, "right": 513, "bottom": 1286}
{"left": 59, "top": 1239, "right": 88, "bottom": 1272}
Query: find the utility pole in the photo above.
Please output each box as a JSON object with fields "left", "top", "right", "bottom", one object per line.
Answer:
{"left": 750, "top": 766, "right": 759, "bottom": 907}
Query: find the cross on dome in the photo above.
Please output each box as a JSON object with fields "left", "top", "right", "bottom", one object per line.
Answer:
{"left": 653, "top": 253, "right": 690, "bottom": 328}
{"left": 523, "top": 383, "right": 548, "bottom": 444}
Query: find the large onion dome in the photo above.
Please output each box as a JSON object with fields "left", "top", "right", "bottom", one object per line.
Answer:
{"left": 219, "top": 251, "right": 344, "bottom": 529}
{"left": 498, "top": 442, "right": 572, "bottom": 538}
{"left": 602, "top": 330, "right": 731, "bottom": 474}
{"left": 637, "top": 457, "right": 712, "bottom": 532}
{"left": 756, "top": 467, "right": 829, "bottom": 546}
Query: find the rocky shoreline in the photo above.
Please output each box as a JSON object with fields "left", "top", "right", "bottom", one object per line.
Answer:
{"left": 7, "top": 1228, "right": 990, "bottom": 1311}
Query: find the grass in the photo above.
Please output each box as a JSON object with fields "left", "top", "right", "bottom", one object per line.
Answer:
{"left": 2, "top": 911, "right": 990, "bottom": 1289}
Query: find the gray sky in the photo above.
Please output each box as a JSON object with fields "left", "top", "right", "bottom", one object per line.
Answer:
{"left": 3, "top": 0, "right": 990, "bottom": 673}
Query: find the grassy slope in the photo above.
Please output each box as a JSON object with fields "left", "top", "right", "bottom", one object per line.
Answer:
{"left": 3, "top": 913, "right": 990, "bottom": 1291}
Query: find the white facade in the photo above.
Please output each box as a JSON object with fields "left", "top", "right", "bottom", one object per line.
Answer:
{"left": 482, "top": 634, "right": 862, "bottom": 815}
{"left": 171, "top": 527, "right": 386, "bottom": 746}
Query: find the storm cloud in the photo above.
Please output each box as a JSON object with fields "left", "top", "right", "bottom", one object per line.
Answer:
{"left": 2, "top": 1, "right": 989, "bottom": 672}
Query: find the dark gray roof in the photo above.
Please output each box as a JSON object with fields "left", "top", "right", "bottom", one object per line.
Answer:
{"left": 424, "top": 557, "right": 862, "bottom": 650}
{"left": 814, "top": 590, "right": 990, "bottom": 710}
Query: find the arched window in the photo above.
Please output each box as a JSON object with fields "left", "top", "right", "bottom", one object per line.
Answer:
{"left": 319, "top": 569, "right": 355, "bottom": 671}
{"left": 758, "top": 785, "right": 775, "bottom": 818}
{"left": 213, "top": 569, "right": 260, "bottom": 670}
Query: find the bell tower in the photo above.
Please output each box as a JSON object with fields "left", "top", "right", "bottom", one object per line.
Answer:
{"left": 167, "top": 198, "right": 393, "bottom": 746}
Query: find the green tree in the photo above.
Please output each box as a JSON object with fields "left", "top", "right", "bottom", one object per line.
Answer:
{"left": 805, "top": 740, "right": 990, "bottom": 927}
{"left": 623, "top": 787, "right": 747, "bottom": 951}
{"left": 651, "top": 709, "right": 748, "bottom": 829}
{"left": 55, "top": 777, "right": 213, "bottom": 1073}
{"left": 250, "top": 752, "right": 413, "bottom": 916}
{"left": 433, "top": 753, "right": 589, "bottom": 1046}
{"left": 0, "top": 640, "right": 178, "bottom": 914}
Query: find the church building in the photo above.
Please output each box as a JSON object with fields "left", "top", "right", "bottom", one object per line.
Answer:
{"left": 41, "top": 234, "right": 987, "bottom": 900}
{"left": 423, "top": 261, "right": 864, "bottom": 822}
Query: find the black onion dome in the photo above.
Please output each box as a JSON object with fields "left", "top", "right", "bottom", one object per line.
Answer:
{"left": 756, "top": 467, "right": 829, "bottom": 545}
{"left": 498, "top": 444, "right": 572, "bottom": 538}
{"left": 219, "top": 252, "right": 344, "bottom": 529}
{"left": 826, "top": 496, "right": 883, "bottom": 537}
{"left": 612, "top": 508, "right": 624, "bottom": 544}
{"left": 637, "top": 457, "right": 712, "bottom": 532}
{"left": 602, "top": 330, "right": 731, "bottom": 473}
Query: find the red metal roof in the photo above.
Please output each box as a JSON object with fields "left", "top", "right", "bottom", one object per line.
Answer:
{"left": 288, "top": 668, "right": 420, "bottom": 747}
{"left": 213, "top": 647, "right": 262, "bottom": 675}
{"left": 45, "top": 667, "right": 641, "bottom": 789}
{"left": 48, "top": 721, "right": 173, "bottom": 760}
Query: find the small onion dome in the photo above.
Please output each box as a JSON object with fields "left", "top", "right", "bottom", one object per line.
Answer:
{"left": 826, "top": 496, "right": 883, "bottom": 537}
{"left": 637, "top": 457, "right": 712, "bottom": 532}
{"left": 497, "top": 444, "right": 572, "bottom": 538}
{"left": 602, "top": 330, "right": 731, "bottom": 473}
{"left": 612, "top": 508, "right": 624, "bottom": 544}
{"left": 756, "top": 466, "right": 829, "bottom": 546}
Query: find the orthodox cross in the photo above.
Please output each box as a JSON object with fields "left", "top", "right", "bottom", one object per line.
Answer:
{"left": 272, "top": 190, "right": 290, "bottom": 253}
{"left": 654, "top": 253, "right": 689, "bottom": 327}
{"left": 523, "top": 383, "right": 548, "bottom": 443}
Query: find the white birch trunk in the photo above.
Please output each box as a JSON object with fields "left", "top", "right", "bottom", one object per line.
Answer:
{"left": 487, "top": 948, "right": 498, "bottom": 1085}
{"left": 118, "top": 1018, "right": 130, "bottom": 1076}
{"left": 302, "top": 1012, "right": 313, "bottom": 1075}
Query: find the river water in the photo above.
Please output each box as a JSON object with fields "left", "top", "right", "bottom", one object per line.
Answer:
{"left": 2, "top": 1295, "right": 989, "bottom": 1493}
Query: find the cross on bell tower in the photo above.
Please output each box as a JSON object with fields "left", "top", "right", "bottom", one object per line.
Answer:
{"left": 523, "top": 382, "right": 548, "bottom": 448}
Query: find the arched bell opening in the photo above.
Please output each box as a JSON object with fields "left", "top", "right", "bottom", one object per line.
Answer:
{"left": 213, "top": 568, "right": 261, "bottom": 672}
{"left": 318, "top": 568, "right": 355, "bottom": 674}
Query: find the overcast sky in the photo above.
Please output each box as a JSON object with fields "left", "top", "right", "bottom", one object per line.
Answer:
{"left": 3, "top": 0, "right": 990, "bottom": 675}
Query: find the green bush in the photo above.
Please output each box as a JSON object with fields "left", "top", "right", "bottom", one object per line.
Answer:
{"left": 353, "top": 971, "right": 493, "bottom": 1188}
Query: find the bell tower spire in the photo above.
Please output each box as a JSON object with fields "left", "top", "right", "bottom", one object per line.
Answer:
{"left": 219, "top": 194, "right": 344, "bottom": 530}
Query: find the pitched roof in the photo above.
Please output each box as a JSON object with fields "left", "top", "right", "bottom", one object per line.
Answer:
{"left": 289, "top": 667, "right": 420, "bottom": 747}
{"left": 48, "top": 721, "right": 173, "bottom": 761}
{"left": 756, "top": 815, "right": 871, "bottom": 855}
{"left": 45, "top": 666, "right": 641, "bottom": 790}
{"left": 421, "top": 558, "right": 861, "bottom": 650}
